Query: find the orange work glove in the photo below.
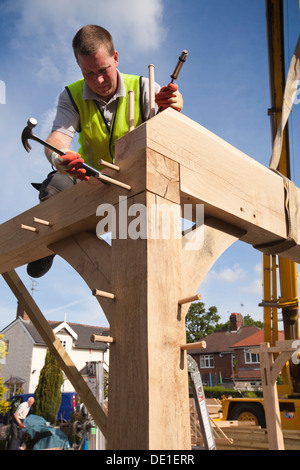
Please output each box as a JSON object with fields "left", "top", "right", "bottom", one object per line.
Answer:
{"left": 155, "top": 83, "right": 183, "bottom": 112}
{"left": 51, "top": 150, "right": 89, "bottom": 181}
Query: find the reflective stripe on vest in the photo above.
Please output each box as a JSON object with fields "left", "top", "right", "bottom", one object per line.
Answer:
{"left": 66, "top": 74, "right": 144, "bottom": 168}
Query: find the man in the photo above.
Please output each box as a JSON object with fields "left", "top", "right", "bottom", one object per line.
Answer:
{"left": 27, "top": 25, "right": 183, "bottom": 278}
{"left": 9, "top": 397, "right": 34, "bottom": 450}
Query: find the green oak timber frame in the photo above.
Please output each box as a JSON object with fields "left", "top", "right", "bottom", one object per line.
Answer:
{"left": 1, "top": 108, "right": 299, "bottom": 449}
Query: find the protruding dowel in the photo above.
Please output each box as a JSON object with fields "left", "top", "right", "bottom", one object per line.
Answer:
{"left": 33, "top": 217, "right": 51, "bottom": 226}
{"left": 97, "top": 159, "right": 120, "bottom": 171}
{"left": 178, "top": 293, "right": 202, "bottom": 305}
{"left": 181, "top": 341, "right": 206, "bottom": 351}
{"left": 21, "top": 224, "right": 38, "bottom": 233}
{"left": 91, "top": 334, "right": 114, "bottom": 344}
{"left": 128, "top": 89, "right": 135, "bottom": 132}
{"left": 97, "top": 173, "right": 131, "bottom": 191}
{"left": 148, "top": 64, "right": 156, "bottom": 118}
{"left": 92, "top": 288, "right": 115, "bottom": 300}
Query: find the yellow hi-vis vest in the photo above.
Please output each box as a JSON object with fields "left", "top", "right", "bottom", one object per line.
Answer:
{"left": 66, "top": 74, "right": 145, "bottom": 168}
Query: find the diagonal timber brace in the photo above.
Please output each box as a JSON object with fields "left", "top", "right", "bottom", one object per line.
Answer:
{"left": 2, "top": 270, "right": 108, "bottom": 436}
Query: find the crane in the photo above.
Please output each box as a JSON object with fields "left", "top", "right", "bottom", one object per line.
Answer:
{"left": 222, "top": 0, "right": 300, "bottom": 429}
{"left": 264, "top": 0, "right": 300, "bottom": 396}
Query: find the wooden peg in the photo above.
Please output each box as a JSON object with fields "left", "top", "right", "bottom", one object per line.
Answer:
{"left": 148, "top": 64, "right": 156, "bottom": 118}
{"left": 33, "top": 217, "right": 51, "bottom": 226}
{"left": 21, "top": 224, "right": 38, "bottom": 233}
{"left": 97, "top": 159, "right": 120, "bottom": 171}
{"left": 91, "top": 334, "right": 114, "bottom": 344}
{"left": 181, "top": 341, "right": 206, "bottom": 351}
{"left": 178, "top": 293, "right": 202, "bottom": 305}
{"left": 92, "top": 288, "right": 115, "bottom": 300}
{"left": 128, "top": 89, "right": 135, "bottom": 132}
{"left": 97, "top": 173, "right": 131, "bottom": 191}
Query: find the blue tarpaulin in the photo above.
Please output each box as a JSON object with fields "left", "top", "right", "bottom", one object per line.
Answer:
{"left": 23, "top": 415, "right": 71, "bottom": 450}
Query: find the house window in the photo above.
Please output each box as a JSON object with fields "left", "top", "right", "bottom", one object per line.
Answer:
{"left": 0, "top": 340, "right": 6, "bottom": 365}
{"left": 244, "top": 349, "right": 260, "bottom": 364}
{"left": 60, "top": 339, "right": 67, "bottom": 350}
{"left": 200, "top": 355, "right": 214, "bottom": 368}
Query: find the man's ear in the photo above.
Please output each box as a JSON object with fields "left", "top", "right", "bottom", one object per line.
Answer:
{"left": 114, "top": 50, "right": 119, "bottom": 66}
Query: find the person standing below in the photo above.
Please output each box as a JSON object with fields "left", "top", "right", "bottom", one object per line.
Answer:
{"left": 27, "top": 24, "right": 183, "bottom": 278}
{"left": 9, "top": 397, "right": 34, "bottom": 450}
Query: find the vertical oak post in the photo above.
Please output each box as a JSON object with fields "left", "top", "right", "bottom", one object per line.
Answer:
{"left": 107, "top": 190, "right": 191, "bottom": 449}
{"left": 260, "top": 342, "right": 285, "bottom": 450}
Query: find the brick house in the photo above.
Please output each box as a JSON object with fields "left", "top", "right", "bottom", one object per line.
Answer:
{"left": 230, "top": 328, "right": 285, "bottom": 383}
{"left": 1, "top": 303, "right": 110, "bottom": 397}
{"left": 189, "top": 313, "right": 268, "bottom": 387}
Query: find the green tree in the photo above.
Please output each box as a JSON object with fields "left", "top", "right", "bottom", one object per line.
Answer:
{"left": 243, "top": 314, "right": 263, "bottom": 329}
{"left": 186, "top": 302, "right": 220, "bottom": 343}
{"left": 32, "top": 349, "right": 63, "bottom": 425}
{"left": 215, "top": 314, "right": 263, "bottom": 331}
{"left": 0, "top": 336, "right": 9, "bottom": 416}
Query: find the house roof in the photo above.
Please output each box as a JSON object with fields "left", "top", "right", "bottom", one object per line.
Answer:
{"left": 189, "top": 325, "right": 261, "bottom": 355}
{"left": 231, "top": 329, "right": 285, "bottom": 348}
{"left": 10, "top": 319, "right": 110, "bottom": 351}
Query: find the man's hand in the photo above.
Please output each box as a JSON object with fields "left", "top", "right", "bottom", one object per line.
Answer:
{"left": 19, "top": 423, "right": 25, "bottom": 429}
{"left": 155, "top": 83, "right": 183, "bottom": 112}
{"left": 51, "top": 149, "right": 89, "bottom": 181}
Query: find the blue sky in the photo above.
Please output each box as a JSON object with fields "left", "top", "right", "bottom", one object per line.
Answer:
{"left": 0, "top": 0, "right": 299, "bottom": 329}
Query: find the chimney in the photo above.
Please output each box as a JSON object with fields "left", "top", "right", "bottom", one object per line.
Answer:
{"left": 230, "top": 312, "right": 243, "bottom": 332}
{"left": 16, "top": 302, "right": 30, "bottom": 322}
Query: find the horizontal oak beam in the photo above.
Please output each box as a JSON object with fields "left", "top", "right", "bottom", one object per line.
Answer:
{"left": 0, "top": 151, "right": 146, "bottom": 274}
{"left": 117, "top": 109, "right": 300, "bottom": 263}
{"left": 1, "top": 109, "right": 300, "bottom": 274}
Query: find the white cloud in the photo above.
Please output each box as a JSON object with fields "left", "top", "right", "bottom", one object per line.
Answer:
{"left": 2, "top": 0, "right": 166, "bottom": 56}
{"left": 39, "top": 105, "right": 59, "bottom": 140}
{"left": 209, "top": 263, "right": 248, "bottom": 284}
{"left": 254, "top": 263, "right": 262, "bottom": 275}
{"left": 1, "top": 0, "right": 167, "bottom": 135}
{"left": 203, "top": 260, "right": 263, "bottom": 298}
{"left": 37, "top": 56, "right": 63, "bottom": 84}
{"left": 240, "top": 278, "right": 262, "bottom": 295}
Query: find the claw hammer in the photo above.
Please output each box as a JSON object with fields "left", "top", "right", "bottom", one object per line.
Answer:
{"left": 21, "top": 118, "right": 100, "bottom": 178}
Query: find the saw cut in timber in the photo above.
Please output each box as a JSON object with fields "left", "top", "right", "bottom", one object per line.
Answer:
{"left": 1, "top": 108, "right": 300, "bottom": 450}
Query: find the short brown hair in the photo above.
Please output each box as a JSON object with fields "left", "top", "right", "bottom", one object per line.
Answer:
{"left": 72, "top": 25, "right": 115, "bottom": 58}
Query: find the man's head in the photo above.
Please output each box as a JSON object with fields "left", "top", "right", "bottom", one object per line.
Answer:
{"left": 73, "top": 25, "right": 119, "bottom": 101}
{"left": 28, "top": 397, "right": 34, "bottom": 406}
{"left": 72, "top": 25, "right": 115, "bottom": 58}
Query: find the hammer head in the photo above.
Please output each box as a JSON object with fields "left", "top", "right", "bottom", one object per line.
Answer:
{"left": 21, "top": 117, "right": 38, "bottom": 153}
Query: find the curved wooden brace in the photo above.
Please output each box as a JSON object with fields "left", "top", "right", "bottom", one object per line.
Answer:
{"left": 48, "top": 231, "right": 113, "bottom": 324}
{"left": 181, "top": 217, "right": 244, "bottom": 311}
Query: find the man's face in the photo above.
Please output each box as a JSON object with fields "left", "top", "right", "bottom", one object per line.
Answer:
{"left": 77, "top": 48, "right": 119, "bottom": 101}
